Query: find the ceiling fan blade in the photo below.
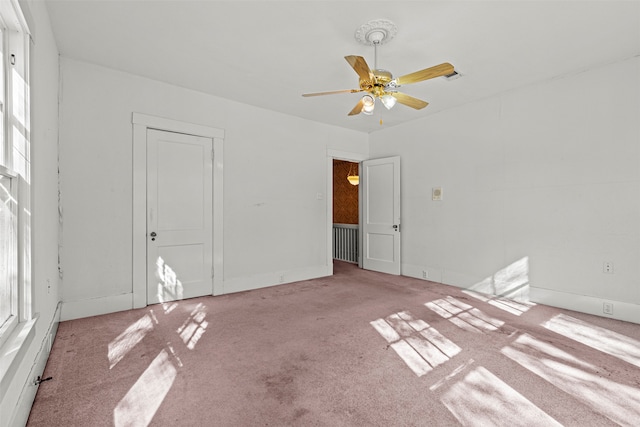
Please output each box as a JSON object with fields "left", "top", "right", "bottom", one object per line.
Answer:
{"left": 391, "top": 92, "right": 429, "bottom": 110}
{"left": 302, "top": 89, "right": 362, "bottom": 97}
{"left": 345, "top": 55, "right": 375, "bottom": 83}
{"left": 395, "top": 62, "right": 454, "bottom": 85}
{"left": 348, "top": 98, "right": 365, "bottom": 116}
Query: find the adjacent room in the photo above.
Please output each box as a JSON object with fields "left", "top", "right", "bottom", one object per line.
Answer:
{"left": 1, "top": 1, "right": 639, "bottom": 426}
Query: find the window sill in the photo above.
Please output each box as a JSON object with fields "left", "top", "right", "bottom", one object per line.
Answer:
{"left": 0, "top": 317, "right": 37, "bottom": 401}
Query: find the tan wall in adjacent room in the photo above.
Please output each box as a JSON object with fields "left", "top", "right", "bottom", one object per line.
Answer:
{"left": 333, "top": 160, "right": 359, "bottom": 224}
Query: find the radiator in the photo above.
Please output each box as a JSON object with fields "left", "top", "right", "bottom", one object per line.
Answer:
{"left": 333, "top": 223, "right": 359, "bottom": 264}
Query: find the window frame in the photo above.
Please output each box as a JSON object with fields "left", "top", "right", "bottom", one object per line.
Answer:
{"left": 0, "top": 0, "right": 34, "bottom": 400}
{"left": 0, "top": 166, "right": 18, "bottom": 349}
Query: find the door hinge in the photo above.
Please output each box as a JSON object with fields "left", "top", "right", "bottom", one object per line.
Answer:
{"left": 211, "top": 149, "right": 214, "bottom": 160}
{"left": 211, "top": 266, "right": 214, "bottom": 278}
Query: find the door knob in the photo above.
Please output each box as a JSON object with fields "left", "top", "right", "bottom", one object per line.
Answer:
{"left": 150, "top": 231, "right": 157, "bottom": 241}
{"left": 393, "top": 224, "right": 399, "bottom": 231}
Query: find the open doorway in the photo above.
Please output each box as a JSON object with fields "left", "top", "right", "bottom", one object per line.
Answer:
{"left": 326, "top": 152, "right": 402, "bottom": 276}
{"left": 332, "top": 160, "right": 360, "bottom": 264}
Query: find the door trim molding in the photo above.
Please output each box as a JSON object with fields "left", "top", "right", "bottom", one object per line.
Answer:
{"left": 132, "top": 113, "right": 224, "bottom": 139}
{"left": 132, "top": 113, "right": 224, "bottom": 308}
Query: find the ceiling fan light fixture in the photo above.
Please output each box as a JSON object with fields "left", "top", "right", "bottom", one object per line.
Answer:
{"left": 362, "top": 94, "right": 375, "bottom": 115}
{"left": 381, "top": 94, "right": 397, "bottom": 110}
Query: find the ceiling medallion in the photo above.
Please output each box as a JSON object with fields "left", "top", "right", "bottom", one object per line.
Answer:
{"left": 354, "top": 19, "right": 397, "bottom": 45}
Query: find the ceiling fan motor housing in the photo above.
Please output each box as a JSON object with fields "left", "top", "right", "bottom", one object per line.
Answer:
{"left": 359, "top": 69, "right": 393, "bottom": 93}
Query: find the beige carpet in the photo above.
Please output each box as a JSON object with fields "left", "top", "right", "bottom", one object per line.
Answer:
{"left": 28, "top": 261, "right": 640, "bottom": 426}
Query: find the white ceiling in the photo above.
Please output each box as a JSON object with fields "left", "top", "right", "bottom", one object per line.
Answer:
{"left": 44, "top": 0, "right": 640, "bottom": 134}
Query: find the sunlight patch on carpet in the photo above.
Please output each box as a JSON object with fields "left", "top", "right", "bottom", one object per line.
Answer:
{"left": 108, "top": 314, "right": 154, "bottom": 369}
{"left": 429, "top": 359, "right": 475, "bottom": 391}
{"left": 177, "top": 302, "right": 208, "bottom": 350}
{"left": 441, "top": 366, "right": 561, "bottom": 427}
{"left": 425, "top": 296, "right": 505, "bottom": 333}
{"left": 371, "top": 310, "right": 460, "bottom": 377}
{"left": 113, "top": 349, "right": 177, "bottom": 427}
{"left": 463, "top": 289, "right": 535, "bottom": 316}
{"left": 543, "top": 313, "right": 640, "bottom": 368}
{"left": 501, "top": 333, "right": 640, "bottom": 425}
{"left": 390, "top": 341, "right": 433, "bottom": 376}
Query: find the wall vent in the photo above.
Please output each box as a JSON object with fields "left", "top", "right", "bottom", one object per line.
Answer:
{"left": 442, "top": 70, "right": 462, "bottom": 81}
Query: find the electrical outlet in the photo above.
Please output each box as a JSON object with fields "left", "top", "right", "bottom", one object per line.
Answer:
{"left": 603, "top": 262, "right": 613, "bottom": 274}
{"left": 422, "top": 270, "right": 428, "bottom": 279}
{"left": 603, "top": 302, "right": 614, "bottom": 315}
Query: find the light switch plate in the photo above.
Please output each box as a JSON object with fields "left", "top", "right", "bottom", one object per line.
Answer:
{"left": 432, "top": 187, "right": 443, "bottom": 201}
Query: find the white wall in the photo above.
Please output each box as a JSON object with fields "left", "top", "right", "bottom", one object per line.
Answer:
{"left": 0, "top": 1, "right": 61, "bottom": 425}
{"left": 58, "top": 57, "right": 368, "bottom": 319}
{"left": 30, "top": 1, "right": 60, "bottom": 318}
{"left": 370, "top": 56, "right": 640, "bottom": 323}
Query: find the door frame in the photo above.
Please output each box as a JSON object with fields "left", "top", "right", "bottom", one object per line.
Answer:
{"left": 326, "top": 150, "right": 368, "bottom": 274}
{"left": 132, "top": 113, "right": 224, "bottom": 308}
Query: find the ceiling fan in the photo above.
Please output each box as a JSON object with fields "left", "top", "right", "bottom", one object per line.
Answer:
{"left": 302, "top": 19, "right": 455, "bottom": 117}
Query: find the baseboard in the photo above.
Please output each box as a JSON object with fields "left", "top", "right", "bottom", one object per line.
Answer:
{"left": 400, "top": 268, "right": 639, "bottom": 325}
{"left": 402, "top": 263, "right": 443, "bottom": 282}
{"left": 223, "top": 265, "right": 332, "bottom": 295}
{"left": 62, "top": 266, "right": 333, "bottom": 320}
{"left": 61, "top": 293, "right": 133, "bottom": 321}
{"left": 9, "top": 302, "right": 62, "bottom": 427}
{"left": 530, "top": 287, "right": 640, "bottom": 325}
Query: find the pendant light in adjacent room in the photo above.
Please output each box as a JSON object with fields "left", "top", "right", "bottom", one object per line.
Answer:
{"left": 347, "top": 163, "right": 359, "bottom": 186}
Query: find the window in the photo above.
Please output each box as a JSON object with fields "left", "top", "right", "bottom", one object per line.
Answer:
{"left": 0, "top": 26, "right": 4, "bottom": 165}
{"left": 0, "top": 170, "right": 17, "bottom": 348}
{"left": 0, "top": 0, "right": 32, "bottom": 358}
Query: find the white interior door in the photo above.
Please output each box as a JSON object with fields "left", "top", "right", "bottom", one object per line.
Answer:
{"left": 362, "top": 156, "right": 401, "bottom": 275}
{"left": 147, "top": 129, "right": 213, "bottom": 304}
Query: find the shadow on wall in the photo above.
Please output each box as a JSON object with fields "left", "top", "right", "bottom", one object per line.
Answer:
{"left": 463, "top": 257, "right": 534, "bottom": 316}
{"left": 155, "top": 256, "right": 183, "bottom": 303}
